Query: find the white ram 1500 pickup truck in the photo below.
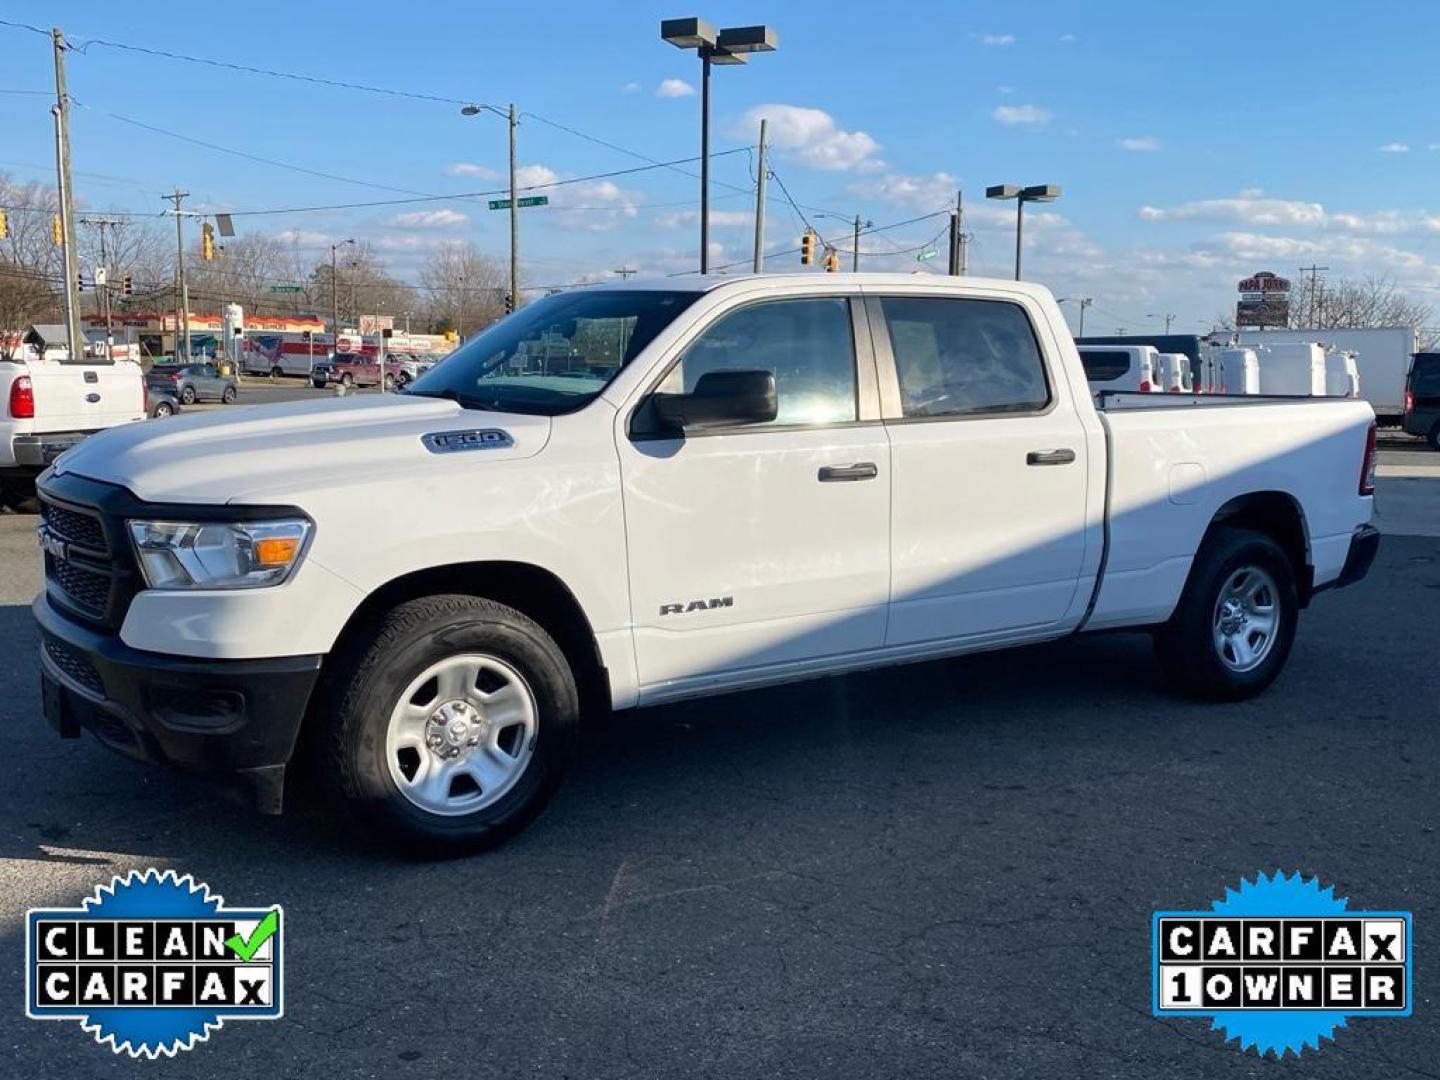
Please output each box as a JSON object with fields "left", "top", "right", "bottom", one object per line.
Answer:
{"left": 33, "top": 276, "right": 1379, "bottom": 852}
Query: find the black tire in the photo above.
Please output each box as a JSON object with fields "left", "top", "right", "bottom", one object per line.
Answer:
{"left": 340, "top": 372, "right": 353, "bottom": 387}
{"left": 151, "top": 401, "right": 174, "bottom": 418}
{"left": 179, "top": 385, "right": 197, "bottom": 405}
{"left": 221, "top": 386, "right": 237, "bottom": 404}
{"left": 270, "top": 366, "right": 283, "bottom": 379}
{"left": 1153, "top": 526, "right": 1299, "bottom": 700}
{"left": 311, "top": 379, "right": 326, "bottom": 390}
{"left": 1428, "top": 421, "right": 1440, "bottom": 452}
{"left": 318, "top": 594, "right": 580, "bottom": 854}
{"left": 0, "top": 478, "right": 39, "bottom": 514}
{"left": 396, "top": 372, "right": 411, "bottom": 388}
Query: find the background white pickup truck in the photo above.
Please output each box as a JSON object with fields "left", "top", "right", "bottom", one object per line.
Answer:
{"left": 1, "top": 328, "right": 144, "bottom": 510}
{"left": 33, "top": 276, "right": 1378, "bottom": 853}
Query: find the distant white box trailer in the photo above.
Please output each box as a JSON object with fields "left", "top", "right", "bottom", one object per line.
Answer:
{"left": 1238, "top": 326, "right": 1414, "bottom": 423}
{"left": 1256, "top": 342, "right": 1327, "bottom": 397}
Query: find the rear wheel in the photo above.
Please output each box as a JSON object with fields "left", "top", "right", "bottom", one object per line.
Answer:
{"left": 340, "top": 372, "right": 353, "bottom": 387}
{"left": 383, "top": 373, "right": 395, "bottom": 391}
{"left": 1153, "top": 526, "right": 1299, "bottom": 700}
{"left": 270, "top": 365, "right": 283, "bottom": 379}
{"left": 318, "top": 595, "right": 580, "bottom": 854}
{"left": 179, "top": 385, "right": 197, "bottom": 405}
{"left": 221, "top": 386, "right": 237, "bottom": 404}
{"left": 311, "top": 379, "right": 326, "bottom": 389}
{"left": 1428, "top": 421, "right": 1440, "bottom": 452}
{"left": 151, "top": 401, "right": 175, "bottom": 418}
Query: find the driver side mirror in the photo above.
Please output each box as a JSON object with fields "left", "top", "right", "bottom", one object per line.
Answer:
{"left": 650, "top": 369, "right": 778, "bottom": 431}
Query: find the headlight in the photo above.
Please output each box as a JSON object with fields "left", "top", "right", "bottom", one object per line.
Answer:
{"left": 128, "top": 519, "right": 312, "bottom": 590}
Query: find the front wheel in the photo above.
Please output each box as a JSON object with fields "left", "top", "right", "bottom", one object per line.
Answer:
{"left": 270, "top": 365, "right": 283, "bottom": 379}
{"left": 1154, "top": 526, "right": 1299, "bottom": 700}
{"left": 311, "top": 379, "right": 326, "bottom": 389}
{"left": 340, "top": 372, "right": 353, "bottom": 387}
{"left": 221, "top": 386, "right": 237, "bottom": 404}
{"left": 318, "top": 595, "right": 580, "bottom": 854}
{"left": 151, "top": 401, "right": 174, "bottom": 418}
{"left": 179, "top": 385, "right": 197, "bottom": 405}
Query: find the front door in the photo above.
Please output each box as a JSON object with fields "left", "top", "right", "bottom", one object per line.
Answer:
{"left": 618, "top": 295, "right": 891, "bottom": 696}
{"left": 869, "top": 293, "right": 1091, "bottom": 646}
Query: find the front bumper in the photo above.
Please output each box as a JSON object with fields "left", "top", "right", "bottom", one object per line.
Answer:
{"left": 35, "top": 593, "right": 323, "bottom": 812}
{"left": 1334, "top": 523, "right": 1380, "bottom": 590}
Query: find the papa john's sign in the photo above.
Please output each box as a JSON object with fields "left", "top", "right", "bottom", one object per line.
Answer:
{"left": 1237, "top": 271, "right": 1291, "bottom": 327}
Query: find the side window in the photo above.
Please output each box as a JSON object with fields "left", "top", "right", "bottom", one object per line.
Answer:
{"left": 1078, "top": 349, "right": 1131, "bottom": 382}
{"left": 657, "top": 297, "right": 857, "bottom": 426}
{"left": 880, "top": 297, "right": 1050, "bottom": 418}
{"left": 1412, "top": 356, "right": 1440, "bottom": 396}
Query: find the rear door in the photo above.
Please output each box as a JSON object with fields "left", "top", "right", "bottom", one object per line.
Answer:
{"left": 617, "top": 293, "right": 892, "bottom": 694}
{"left": 1409, "top": 353, "right": 1440, "bottom": 437}
{"left": 89, "top": 361, "right": 143, "bottom": 425}
{"left": 868, "top": 291, "right": 1091, "bottom": 646}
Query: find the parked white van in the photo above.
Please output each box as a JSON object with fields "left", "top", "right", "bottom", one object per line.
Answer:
{"left": 1077, "top": 345, "right": 1160, "bottom": 392}
{"left": 1214, "top": 348, "right": 1261, "bottom": 395}
{"left": 1324, "top": 350, "right": 1360, "bottom": 399}
{"left": 1258, "top": 343, "right": 1327, "bottom": 396}
{"left": 1157, "top": 352, "right": 1192, "bottom": 393}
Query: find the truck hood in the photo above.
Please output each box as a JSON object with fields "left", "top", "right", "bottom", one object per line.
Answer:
{"left": 51, "top": 394, "right": 552, "bottom": 504}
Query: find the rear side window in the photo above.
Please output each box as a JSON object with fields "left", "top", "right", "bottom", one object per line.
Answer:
{"left": 880, "top": 297, "right": 1050, "bottom": 418}
{"left": 1079, "top": 349, "right": 1132, "bottom": 382}
{"left": 1411, "top": 355, "right": 1440, "bottom": 395}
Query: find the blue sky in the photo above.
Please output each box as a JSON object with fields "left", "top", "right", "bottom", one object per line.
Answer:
{"left": 6, "top": 1, "right": 1440, "bottom": 332}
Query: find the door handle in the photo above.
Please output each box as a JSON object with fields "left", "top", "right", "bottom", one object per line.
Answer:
{"left": 85, "top": 393, "right": 101, "bottom": 403}
{"left": 1026, "top": 448, "right": 1076, "bottom": 466}
{"left": 818, "top": 462, "right": 878, "bottom": 482}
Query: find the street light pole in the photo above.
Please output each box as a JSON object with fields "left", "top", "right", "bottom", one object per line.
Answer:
{"left": 752, "top": 118, "right": 767, "bottom": 273}
{"left": 330, "top": 238, "right": 354, "bottom": 356}
{"left": 662, "top": 18, "right": 777, "bottom": 275}
{"left": 986, "top": 183, "right": 1061, "bottom": 281}
{"left": 508, "top": 103, "right": 518, "bottom": 308}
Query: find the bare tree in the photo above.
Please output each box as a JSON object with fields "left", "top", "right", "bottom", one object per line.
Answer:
{"left": 186, "top": 232, "right": 309, "bottom": 317}
{"left": 418, "top": 242, "right": 506, "bottom": 336}
{"left": 305, "top": 243, "right": 419, "bottom": 331}
{"left": 0, "top": 175, "right": 62, "bottom": 350}
{"left": 1289, "top": 273, "right": 1433, "bottom": 331}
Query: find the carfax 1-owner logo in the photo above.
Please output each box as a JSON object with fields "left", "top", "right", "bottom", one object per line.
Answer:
{"left": 25, "top": 869, "right": 283, "bottom": 1058}
{"left": 1152, "top": 871, "right": 1412, "bottom": 1057}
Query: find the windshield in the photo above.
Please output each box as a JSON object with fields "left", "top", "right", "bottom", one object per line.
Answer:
{"left": 407, "top": 289, "right": 702, "bottom": 415}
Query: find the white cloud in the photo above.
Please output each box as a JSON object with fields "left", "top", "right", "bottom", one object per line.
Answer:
{"left": 1138, "top": 197, "right": 1325, "bottom": 226}
{"left": 740, "top": 104, "right": 883, "bottom": 171}
{"left": 1117, "top": 136, "right": 1161, "bottom": 151}
{"left": 445, "top": 162, "right": 501, "bottom": 181}
{"left": 275, "top": 229, "right": 332, "bottom": 248}
{"left": 1430, "top": 143, "right": 1440, "bottom": 151}
{"left": 848, "top": 171, "right": 958, "bottom": 213}
{"left": 657, "top": 78, "right": 695, "bottom": 98}
{"left": 621, "top": 82, "right": 641, "bottom": 94}
{"left": 1058, "top": 33, "right": 1076, "bottom": 43}
{"left": 996, "top": 85, "right": 1015, "bottom": 95}
{"left": 981, "top": 33, "right": 1015, "bottom": 45}
{"left": 389, "top": 209, "right": 468, "bottom": 228}
{"left": 992, "top": 104, "right": 1051, "bottom": 126}
{"left": 513, "top": 162, "right": 641, "bottom": 232}
{"left": 1379, "top": 142, "right": 1410, "bottom": 153}
{"left": 656, "top": 209, "right": 752, "bottom": 229}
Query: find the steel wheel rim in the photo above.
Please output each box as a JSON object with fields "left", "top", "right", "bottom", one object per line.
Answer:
{"left": 384, "top": 653, "right": 539, "bottom": 816}
{"left": 1212, "top": 565, "right": 1280, "bottom": 673}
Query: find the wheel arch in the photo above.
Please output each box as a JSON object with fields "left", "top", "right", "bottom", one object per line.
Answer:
{"left": 1206, "top": 490, "right": 1314, "bottom": 603}
{"left": 325, "top": 560, "right": 611, "bottom": 718}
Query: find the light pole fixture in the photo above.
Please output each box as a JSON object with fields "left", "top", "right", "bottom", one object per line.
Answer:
{"left": 661, "top": 17, "right": 778, "bottom": 274}
{"left": 1058, "top": 296, "right": 1093, "bottom": 336}
{"left": 461, "top": 102, "right": 519, "bottom": 312}
{"left": 986, "top": 183, "right": 1061, "bottom": 280}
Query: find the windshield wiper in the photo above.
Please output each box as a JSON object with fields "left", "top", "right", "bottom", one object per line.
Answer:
{"left": 407, "top": 387, "right": 499, "bottom": 412}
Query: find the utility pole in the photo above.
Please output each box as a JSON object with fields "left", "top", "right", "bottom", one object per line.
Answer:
{"left": 330, "top": 245, "right": 340, "bottom": 353}
{"left": 851, "top": 215, "right": 867, "bottom": 272}
{"left": 80, "top": 217, "right": 122, "bottom": 355}
{"left": 948, "top": 190, "right": 967, "bottom": 276}
{"left": 1299, "top": 264, "right": 1329, "bottom": 325}
{"left": 1073, "top": 297, "right": 1093, "bottom": 336}
{"left": 51, "top": 28, "right": 83, "bottom": 361}
{"left": 164, "top": 189, "right": 190, "bottom": 361}
{"left": 752, "top": 117, "right": 768, "bottom": 274}
{"left": 508, "top": 103, "right": 519, "bottom": 311}
{"left": 613, "top": 267, "right": 638, "bottom": 279}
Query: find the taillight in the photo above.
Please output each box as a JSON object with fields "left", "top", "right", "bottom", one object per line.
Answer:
{"left": 9, "top": 375, "right": 34, "bottom": 419}
{"left": 1405, "top": 389, "right": 1414, "bottom": 415}
{"left": 1138, "top": 380, "right": 1152, "bottom": 393}
{"left": 1359, "top": 421, "right": 1377, "bottom": 496}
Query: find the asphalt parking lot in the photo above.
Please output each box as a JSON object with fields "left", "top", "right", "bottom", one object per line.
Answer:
{"left": 0, "top": 440, "right": 1436, "bottom": 1079}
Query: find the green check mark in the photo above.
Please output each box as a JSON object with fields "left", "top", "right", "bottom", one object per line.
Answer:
{"left": 225, "top": 909, "right": 279, "bottom": 962}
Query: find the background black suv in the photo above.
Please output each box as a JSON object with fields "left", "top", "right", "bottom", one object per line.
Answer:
{"left": 1404, "top": 352, "right": 1440, "bottom": 450}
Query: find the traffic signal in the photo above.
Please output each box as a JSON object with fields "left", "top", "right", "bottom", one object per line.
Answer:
{"left": 503, "top": 293, "right": 514, "bottom": 314}
{"left": 0, "top": 209, "right": 7, "bottom": 240}
{"left": 76, "top": 273, "right": 85, "bottom": 293}
{"left": 51, "top": 215, "right": 62, "bottom": 246}
{"left": 122, "top": 274, "right": 133, "bottom": 296}
{"left": 823, "top": 247, "right": 840, "bottom": 273}
{"left": 201, "top": 221, "right": 215, "bottom": 261}
{"left": 800, "top": 229, "right": 816, "bottom": 266}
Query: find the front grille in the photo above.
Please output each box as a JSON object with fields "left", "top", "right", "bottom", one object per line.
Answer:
{"left": 40, "top": 500, "right": 108, "bottom": 554}
{"left": 42, "top": 633, "right": 104, "bottom": 696}
{"left": 50, "top": 558, "right": 112, "bottom": 615}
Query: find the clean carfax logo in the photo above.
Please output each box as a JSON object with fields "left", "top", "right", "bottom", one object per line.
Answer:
{"left": 1152, "top": 871, "right": 1412, "bottom": 1057}
{"left": 26, "top": 869, "right": 283, "bottom": 1058}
